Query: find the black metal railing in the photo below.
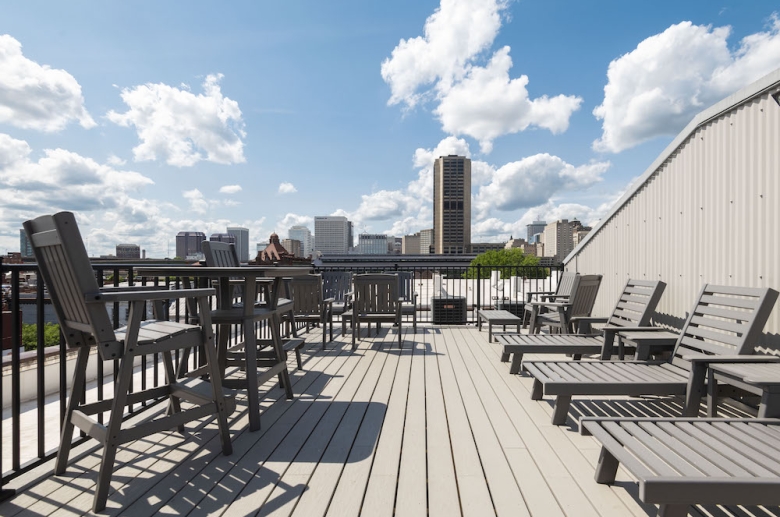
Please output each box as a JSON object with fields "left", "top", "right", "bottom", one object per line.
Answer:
{"left": 0, "top": 259, "right": 562, "bottom": 493}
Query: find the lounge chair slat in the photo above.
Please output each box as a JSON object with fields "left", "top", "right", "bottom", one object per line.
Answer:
{"left": 601, "top": 422, "right": 680, "bottom": 477}
{"left": 651, "top": 422, "right": 751, "bottom": 477}
{"left": 622, "top": 421, "right": 713, "bottom": 476}
{"left": 693, "top": 304, "right": 756, "bottom": 321}
{"left": 700, "top": 422, "right": 780, "bottom": 475}
{"left": 677, "top": 336, "right": 735, "bottom": 356}
{"left": 683, "top": 325, "right": 742, "bottom": 347}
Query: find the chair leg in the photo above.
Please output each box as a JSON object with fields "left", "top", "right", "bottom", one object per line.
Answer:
{"left": 509, "top": 353, "right": 523, "bottom": 374}
{"left": 658, "top": 505, "right": 690, "bottom": 517}
{"left": 93, "top": 347, "right": 137, "bottom": 512}
{"left": 54, "top": 345, "right": 90, "bottom": 476}
{"left": 594, "top": 446, "right": 619, "bottom": 484}
{"left": 162, "top": 349, "right": 186, "bottom": 434}
{"left": 531, "top": 379, "right": 543, "bottom": 400}
{"left": 551, "top": 395, "right": 572, "bottom": 425}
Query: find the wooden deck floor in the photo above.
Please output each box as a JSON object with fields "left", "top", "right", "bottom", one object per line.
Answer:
{"left": 1, "top": 325, "right": 777, "bottom": 517}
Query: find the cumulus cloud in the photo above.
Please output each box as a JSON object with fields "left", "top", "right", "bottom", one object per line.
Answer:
{"left": 474, "top": 154, "right": 609, "bottom": 218}
{"left": 382, "top": 1, "right": 580, "bottom": 152}
{"left": 435, "top": 47, "right": 582, "bottom": 153}
{"left": 183, "top": 188, "right": 209, "bottom": 214}
{"left": 106, "top": 73, "right": 246, "bottom": 167}
{"left": 107, "top": 154, "right": 126, "bottom": 166}
{"left": 220, "top": 184, "right": 242, "bottom": 194}
{"left": 278, "top": 182, "right": 297, "bottom": 194}
{"left": 0, "top": 34, "right": 95, "bottom": 132}
{"left": 593, "top": 15, "right": 780, "bottom": 153}
{"left": 381, "top": 0, "right": 508, "bottom": 108}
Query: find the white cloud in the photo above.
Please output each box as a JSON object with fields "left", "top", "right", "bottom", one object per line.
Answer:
{"left": 474, "top": 154, "right": 609, "bottom": 217}
{"left": 278, "top": 182, "right": 297, "bottom": 194}
{"left": 220, "top": 184, "right": 242, "bottom": 194}
{"left": 183, "top": 188, "right": 209, "bottom": 214}
{"left": 275, "top": 213, "right": 314, "bottom": 236}
{"left": 0, "top": 35, "right": 95, "bottom": 132}
{"left": 106, "top": 74, "right": 246, "bottom": 167}
{"left": 381, "top": 0, "right": 508, "bottom": 108}
{"left": 382, "top": 1, "right": 580, "bottom": 151}
{"left": 435, "top": 47, "right": 582, "bottom": 153}
{"left": 593, "top": 15, "right": 780, "bottom": 153}
{"left": 107, "top": 154, "right": 126, "bottom": 166}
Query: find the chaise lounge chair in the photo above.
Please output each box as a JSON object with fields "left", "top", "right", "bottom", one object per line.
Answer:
{"left": 499, "top": 278, "right": 667, "bottom": 373}
{"left": 522, "top": 284, "right": 778, "bottom": 426}
{"left": 581, "top": 416, "right": 780, "bottom": 517}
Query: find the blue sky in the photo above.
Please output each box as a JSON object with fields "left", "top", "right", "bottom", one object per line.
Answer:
{"left": 1, "top": 0, "right": 779, "bottom": 257}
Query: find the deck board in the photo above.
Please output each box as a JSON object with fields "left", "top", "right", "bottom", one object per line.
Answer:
{"left": 2, "top": 324, "right": 780, "bottom": 517}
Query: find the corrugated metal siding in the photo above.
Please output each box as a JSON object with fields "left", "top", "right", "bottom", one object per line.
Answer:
{"left": 568, "top": 89, "right": 780, "bottom": 346}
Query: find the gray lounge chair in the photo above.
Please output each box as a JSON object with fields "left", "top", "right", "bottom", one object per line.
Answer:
{"left": 527, "top": 274, "right": 603, "bottom": 334}
{"left": 500, "top": 279, "right": 667, "bottom": 373}
{"left": 581, "top": 416, "right": 780, "bottom": 517}
{"left": 24, "top": 212, "right": 235, "bottom": 512}
{"left": 522, "top": 284, "right": 779, "bottom": 426}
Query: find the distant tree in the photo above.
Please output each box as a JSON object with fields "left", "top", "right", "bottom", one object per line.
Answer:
{"left": 465, "top": 248, "right": 548, "bottom": 279}
{"left": 21, "top": 323, "right": 61, "bottom": 350}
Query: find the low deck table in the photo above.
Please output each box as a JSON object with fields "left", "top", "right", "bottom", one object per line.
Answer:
{"left": 477, "top": 309, "right": 523, "bottom": 342}
{"left": 615, "top": 330, "right": 679, "bottom": 360}
{"left": 707, "top": 361, "right": 780, "bottom": 418}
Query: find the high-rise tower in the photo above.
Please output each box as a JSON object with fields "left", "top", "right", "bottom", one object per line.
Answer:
{"left": 433, "top": 155, "right": 471, "bottom": 254}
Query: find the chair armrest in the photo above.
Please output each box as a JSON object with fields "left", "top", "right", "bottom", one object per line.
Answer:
{"left": 526, "top": 300, "right": 571, "bottom": 309}
{"left": 323, "top": 297, "right": 336, "bottom": 304}
{"left": 99, "top": 285, "right": 168, "bottom": 292}
{"left": 684, "top": 354, "right": 780, "bottom": 365}
{"left": 90, "top": 287, "right": 216, "bottom": 302}
{"left": 572, "top": 316, "right": 609, "bottom": 325}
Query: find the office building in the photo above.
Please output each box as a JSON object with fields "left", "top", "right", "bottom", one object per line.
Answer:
{"left": 402, "top": 233, "right": 421, "bottom": 254}
{"left": 282, "top": 238, "right": 302, "bottom": 258}
{"left": 358, "top": 234, "right": 388, "bottom": 255}
{"left": 19, "top": 229, "right": 33, "bottom": 258}
{"left": 419, "top": 228, "right": 433, "bottom": 254}
{"left": 526, "top": 219, "right": 546, "bottom": 243}
{"left": 175, "top": 231, "right": 206, "bottom": 260}
{"left": 314, "top": 216, "right": 352, "bottom": 255}
{"left": 470, "top": 242, "right": 505, "bottom": 254}
{"left": 288, "top": 225, "right": 314, "bottom": 258}
{"left": 209, "top": 233, "right": 236, "bottom": 244}
{"left": 433, "top": 155, "right": 471, "bottom": 254}
{"left": 226, "top": 226, "right": 249, "bottom": 262}
{"left": 116, "top": 244, "right": 140, "bottom": 259}
{"left": 543, "top": 220, "right": 577, "bottom": 264}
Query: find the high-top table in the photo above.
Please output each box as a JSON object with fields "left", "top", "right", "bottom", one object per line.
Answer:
{"left": 136, "top": 265, "right": 311, "bottom": 431}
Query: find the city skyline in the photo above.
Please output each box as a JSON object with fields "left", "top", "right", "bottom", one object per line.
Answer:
{"left": 1, "top": 1, "right": 779, "bottom": 257}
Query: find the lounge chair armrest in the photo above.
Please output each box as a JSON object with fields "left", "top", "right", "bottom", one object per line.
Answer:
{"left": 684, "top": 354, "right": 780, "bottom": 365}
{"left": 526, "top": 300, "right": 571, "bottom": 309}
{"left": 323, "top": 297, "right": 336, "bottom": 304}
{"left": 573, "top": 316, "right": 609, "bottom": 325}
{"left": 89, "top": 287, "right": 216, "bottom": 302}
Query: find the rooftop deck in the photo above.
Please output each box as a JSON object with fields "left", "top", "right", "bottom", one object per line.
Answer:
{"left": 0, "top": 324, "right": 773, "bottom": 517}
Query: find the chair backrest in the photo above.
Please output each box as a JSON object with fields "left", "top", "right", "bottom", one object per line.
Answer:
{"left": 568, "top": 274, "right": 602, "bottom": 318}
{"left": 604, "top": 279, "right": 667, "bottom": 328}
{"left": 556, "top": 271, "right": 580, "bottom": 298}
{"left": 322, "top": 271, "right": 352, "bottom": 303}
{"left": 670, "top": 284, "right": 779, "bottom": 370}
{"left": 352, "top": 273, "right": 399, "bottom": 314}
{"left": 23, "top": 212, "right": 121, "bottom": 359}
{"left": 291, "top": 274, "right": 324, "bottom": 314}
{"left": 397, "top": 271, "right": 415, "bottom": 303}
{"left": 202, "top": 241, "right": 240, "bottom": 267}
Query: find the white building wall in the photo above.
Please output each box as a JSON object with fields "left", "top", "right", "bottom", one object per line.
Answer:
{"left": 565, "top": 70, "right": 780, "bottom": 346}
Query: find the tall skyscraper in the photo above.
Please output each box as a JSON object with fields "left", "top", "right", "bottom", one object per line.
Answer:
{"left": 526, "top": 219, "right": 547, "bottom": 243}
{"left": 314, "top": 216, "right": 352, "bottom": 255}
{"left": 433, "top": 155, "right": 471, "bottom": 254}
{"left": 288, "top": 225, "right": 314, "bottom": 258}
{"left": 543, "top": 219, "right": 576, "bottom": 263}
{"left": 227, "top": 226, "right": 249, "bottom": 262}
{"left": 175, "top": 231, "right": 206, "bottom": 260}
{"left": 19, "top": 229, "right": 33, "bottom": 258}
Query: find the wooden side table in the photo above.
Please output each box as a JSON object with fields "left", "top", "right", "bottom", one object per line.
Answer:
{"left": 707, "top": 361, "right": 780, "bottom": 417}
